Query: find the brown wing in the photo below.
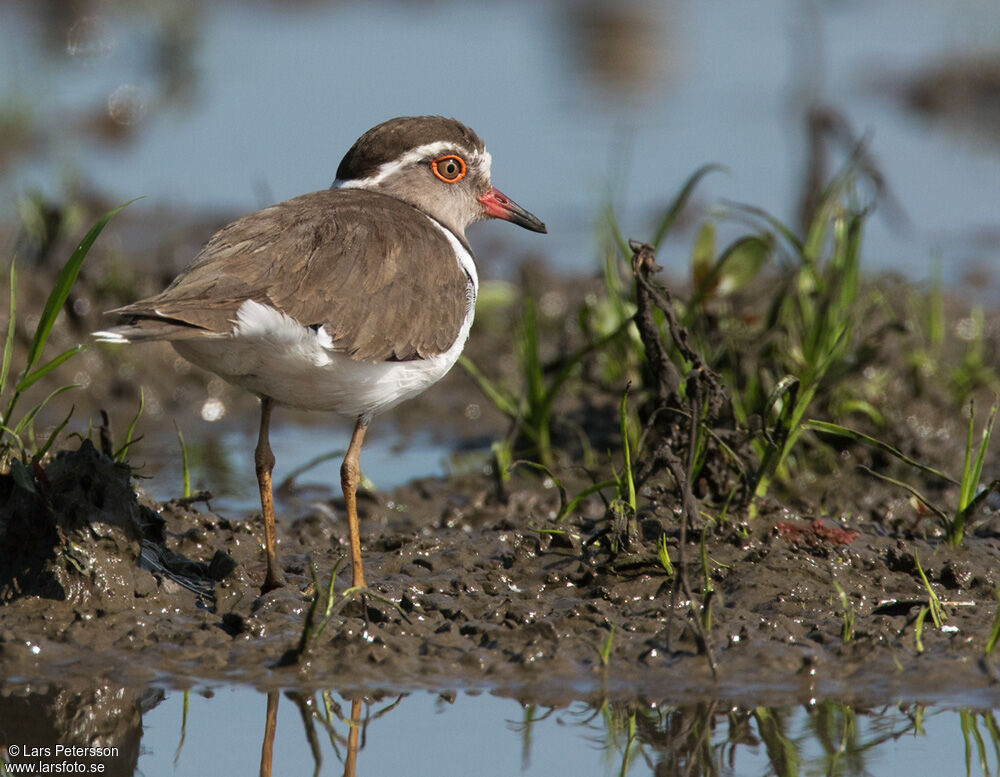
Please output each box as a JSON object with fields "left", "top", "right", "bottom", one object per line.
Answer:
{"left": 110, "top": 189, "right": 471, "bottom": 361}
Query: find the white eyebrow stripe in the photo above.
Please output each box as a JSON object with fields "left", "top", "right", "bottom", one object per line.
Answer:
{"left": 333, "top": 142, "right": 491, "bottom": 190}
{"left": 333, "top": 141, "right": 452, "bottom": 190}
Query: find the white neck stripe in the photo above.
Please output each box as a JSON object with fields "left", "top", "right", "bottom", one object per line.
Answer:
{"left": 427, "top": 218, "right": 478, "bottom": 294}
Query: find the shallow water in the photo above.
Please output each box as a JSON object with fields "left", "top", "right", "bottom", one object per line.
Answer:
{"left": 4, "top": 1, "right": 1000, "bottom": 770}
{"left": 135, "top": 420, "right": 458, "bottom": 514}
{"left": 3, "top": 1, "right": 1000, "bottom": 289}
{"left": 1, "top": 683, "right": 996, "bottom": 776}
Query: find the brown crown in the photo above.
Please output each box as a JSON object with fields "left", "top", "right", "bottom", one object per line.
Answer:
{"left": 336, "top": 116, "right": 485, "bottom": 182}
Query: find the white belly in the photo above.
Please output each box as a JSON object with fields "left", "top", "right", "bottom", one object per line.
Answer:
{"left": 173, "top": 297, "right": 474, "bottom": 419}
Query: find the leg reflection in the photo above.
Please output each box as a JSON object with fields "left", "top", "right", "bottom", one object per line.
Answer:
{"left": 259, "top": 691, "right": 279, "bottom": 777}
{"left": 343, "top": 697, "right": 362, "bottom": 777}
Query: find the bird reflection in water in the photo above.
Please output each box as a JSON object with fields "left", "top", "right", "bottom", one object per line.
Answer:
{"left": 259, "top": 691, "right": 402, "bottom": 777}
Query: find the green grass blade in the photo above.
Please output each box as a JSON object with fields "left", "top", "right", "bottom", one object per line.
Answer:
{"left": 984, "top": 588, "right": 1000, "bottom": 656}
{"left": 604, "top": 204, "right": 632, "bottom": 262}
{"left": 15, "top": 344, "right": 85, "bottom": 392}
{"left": 24, "top": 199, "right": 139, "bottom": 373}
{"left": 914, "top": 550, "right": 945, "bottom": 628}
{"left": 657, "top": 534, "right": 674, "bottom": 576}
{"left": 725, "top": 200, "right": 805, "bottom": 257}
{"left": 31, "top": 404, "right": 74, "bottom": 465}
{"left": 914, "top": 606, "right": 928, "bottom": 654}
{"left": 619, "top": 388, "right": 636, "bottom": 512}
{"left": 1, "top": 257, "right": 15, "bottom": 397}
{"left": 857, "top": 465, "right": 950, "bottom": 525}
{"left": 458, "top": 355, "right": 520, "bottom": 418}
{"left": 807, "top": 419, "right": 958, "bottom": 485}
{"left": 763, "top": 375, "right": 800, "bottom": 427}
{"left": 11, "top": 384, "right": 77, "bottom": 436}
{"left": 507, "top": 459, "right": 569, "bottom": 516}
{"left": 520, "top": 298, "right": 545, "bottom": 410}
{"left": 651, "top": 163, "right": 726, "bottom": 249}
{"left": 965, "top": 399, "right": 998, "bottom": 512}
{"left": 114, "top": 387, "right": 145, "bottom": 462}
{"left": 174, "top": 421, "right": 190, "bottom": 499}
{"left": 558, "top": 479, "right": 617, "bottom": 522}
{"left": 598, "top": 625, "right": 614, "bottom": 667}
{"left": 959, "top": 401, "right": 977, "bottom": 511}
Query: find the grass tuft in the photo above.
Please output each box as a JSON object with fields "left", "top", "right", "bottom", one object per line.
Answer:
{"left": 1, "top": 201, "right": 134, "bottom": 469}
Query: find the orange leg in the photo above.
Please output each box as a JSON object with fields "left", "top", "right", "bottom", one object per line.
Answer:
{"left": 255, "top": 396, "right": 285, "bottom": 593}
{"left": 341, "top": 417, "right": 369, "bottom": 589}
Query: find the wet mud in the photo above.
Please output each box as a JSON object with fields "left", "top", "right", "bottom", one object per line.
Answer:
{"left": 5, "top": 217, "right": 1000, "bottom": 709}
{"left": 4, "top": 435, "right": 1000, "bottom": 709}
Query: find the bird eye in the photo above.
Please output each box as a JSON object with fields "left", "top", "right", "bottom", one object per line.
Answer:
{"left": 431, "top": 155, "right": 467, "bottom": 183}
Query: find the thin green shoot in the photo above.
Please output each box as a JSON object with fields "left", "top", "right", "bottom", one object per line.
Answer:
{"left": 617, "top": 712, "right": 637, "bottom": 777}
{"left": 700, "top": 529, "right": 714, "bottom": 631}
{"left": 4, "top": 200, "right": 136, "bottom": 425}
{"left": 618, "top": 386, "right": 636, "bottom": 514}
{"left": 173, "top": 689, "right": 189, "bottom": 765}
{"left": 289, "top": 558, "right": 346, "bottom": 662}
{"left": 720, "top": 175, "right": 867, "bottom": 516}
{"left": 985, "top": 588, "right": 1000, "bottom": 656}
{"left": 806, "top": 420, "right": 956, "bottom": 484}
{"left": 914, "top": 551, "right": 945, "bottom": 628}
{"left": 833, "top": 581, "right": 855, "bottom": 643}
{"left": 1, "top": 258, "right": 15, "bottom": 396}
{"left": 650, "top": 164, "right": 726, "bottom": 250}
{"left": 491, "top": 438, "right": 513, "bottom": 484}
{"left": 114, "top": 387, "right": 144, "bottom": 462}
{"left": 954, "top": 399, "right": 999, "bottom": 546}
{"left": 914, "top": 605, "right": 928, "bottom": 654}
{"left": 656, "top": 534, "right": 674, "bottom": 577}
{"left": 598, "top": 626, "right": 614, "bottom": 668}
{"left": 174, "top": 421, "right": 191, "bottom": 499}
{"left": 508, "top": 458, "right": 617, "bottom": 524}
{"left": 959, "top": 710, "right": 991, "bottom": 777}
{"left": 31, "top": 404, "right": 74, "bottom": 467}
{"left": 559, "top": 478, "right": 617, "bottom": 523}
{"left": 276, "top": 448, "right": 345, "bottom": 494}
{"left": 10, "top": 383, "right": 77, "bottom": 444}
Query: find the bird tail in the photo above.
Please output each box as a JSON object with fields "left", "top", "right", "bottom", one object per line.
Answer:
{"left": 93, "top": 315, "right": 219, "bottom": 344}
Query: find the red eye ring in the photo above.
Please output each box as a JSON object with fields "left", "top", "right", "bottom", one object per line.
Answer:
{"left": 431, "top": 155, "right": 467, "bottom": 183}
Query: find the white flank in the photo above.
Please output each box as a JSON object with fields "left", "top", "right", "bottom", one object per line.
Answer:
{"left": 172, "top": 284, "right": 476, "bottom": 419}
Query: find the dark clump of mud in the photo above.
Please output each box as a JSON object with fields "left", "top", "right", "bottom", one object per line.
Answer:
{"left": 0, "top": 440, "right": 230, "bottom": 618}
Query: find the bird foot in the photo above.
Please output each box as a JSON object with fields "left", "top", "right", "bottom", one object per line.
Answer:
{"left": 260, "top": 570, "right": 286, "bottom": 595}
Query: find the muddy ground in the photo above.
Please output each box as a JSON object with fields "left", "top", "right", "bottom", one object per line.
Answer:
{"left": 4, "top": 421, "right": 1000, "bottom": 709}
{"left": 5, "top": 213, "right": 1000, "bottom": 710}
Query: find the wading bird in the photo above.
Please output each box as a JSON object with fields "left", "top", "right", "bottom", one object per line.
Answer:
{"left": 97, "top": 116, "right": 546, "bottom": 594}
